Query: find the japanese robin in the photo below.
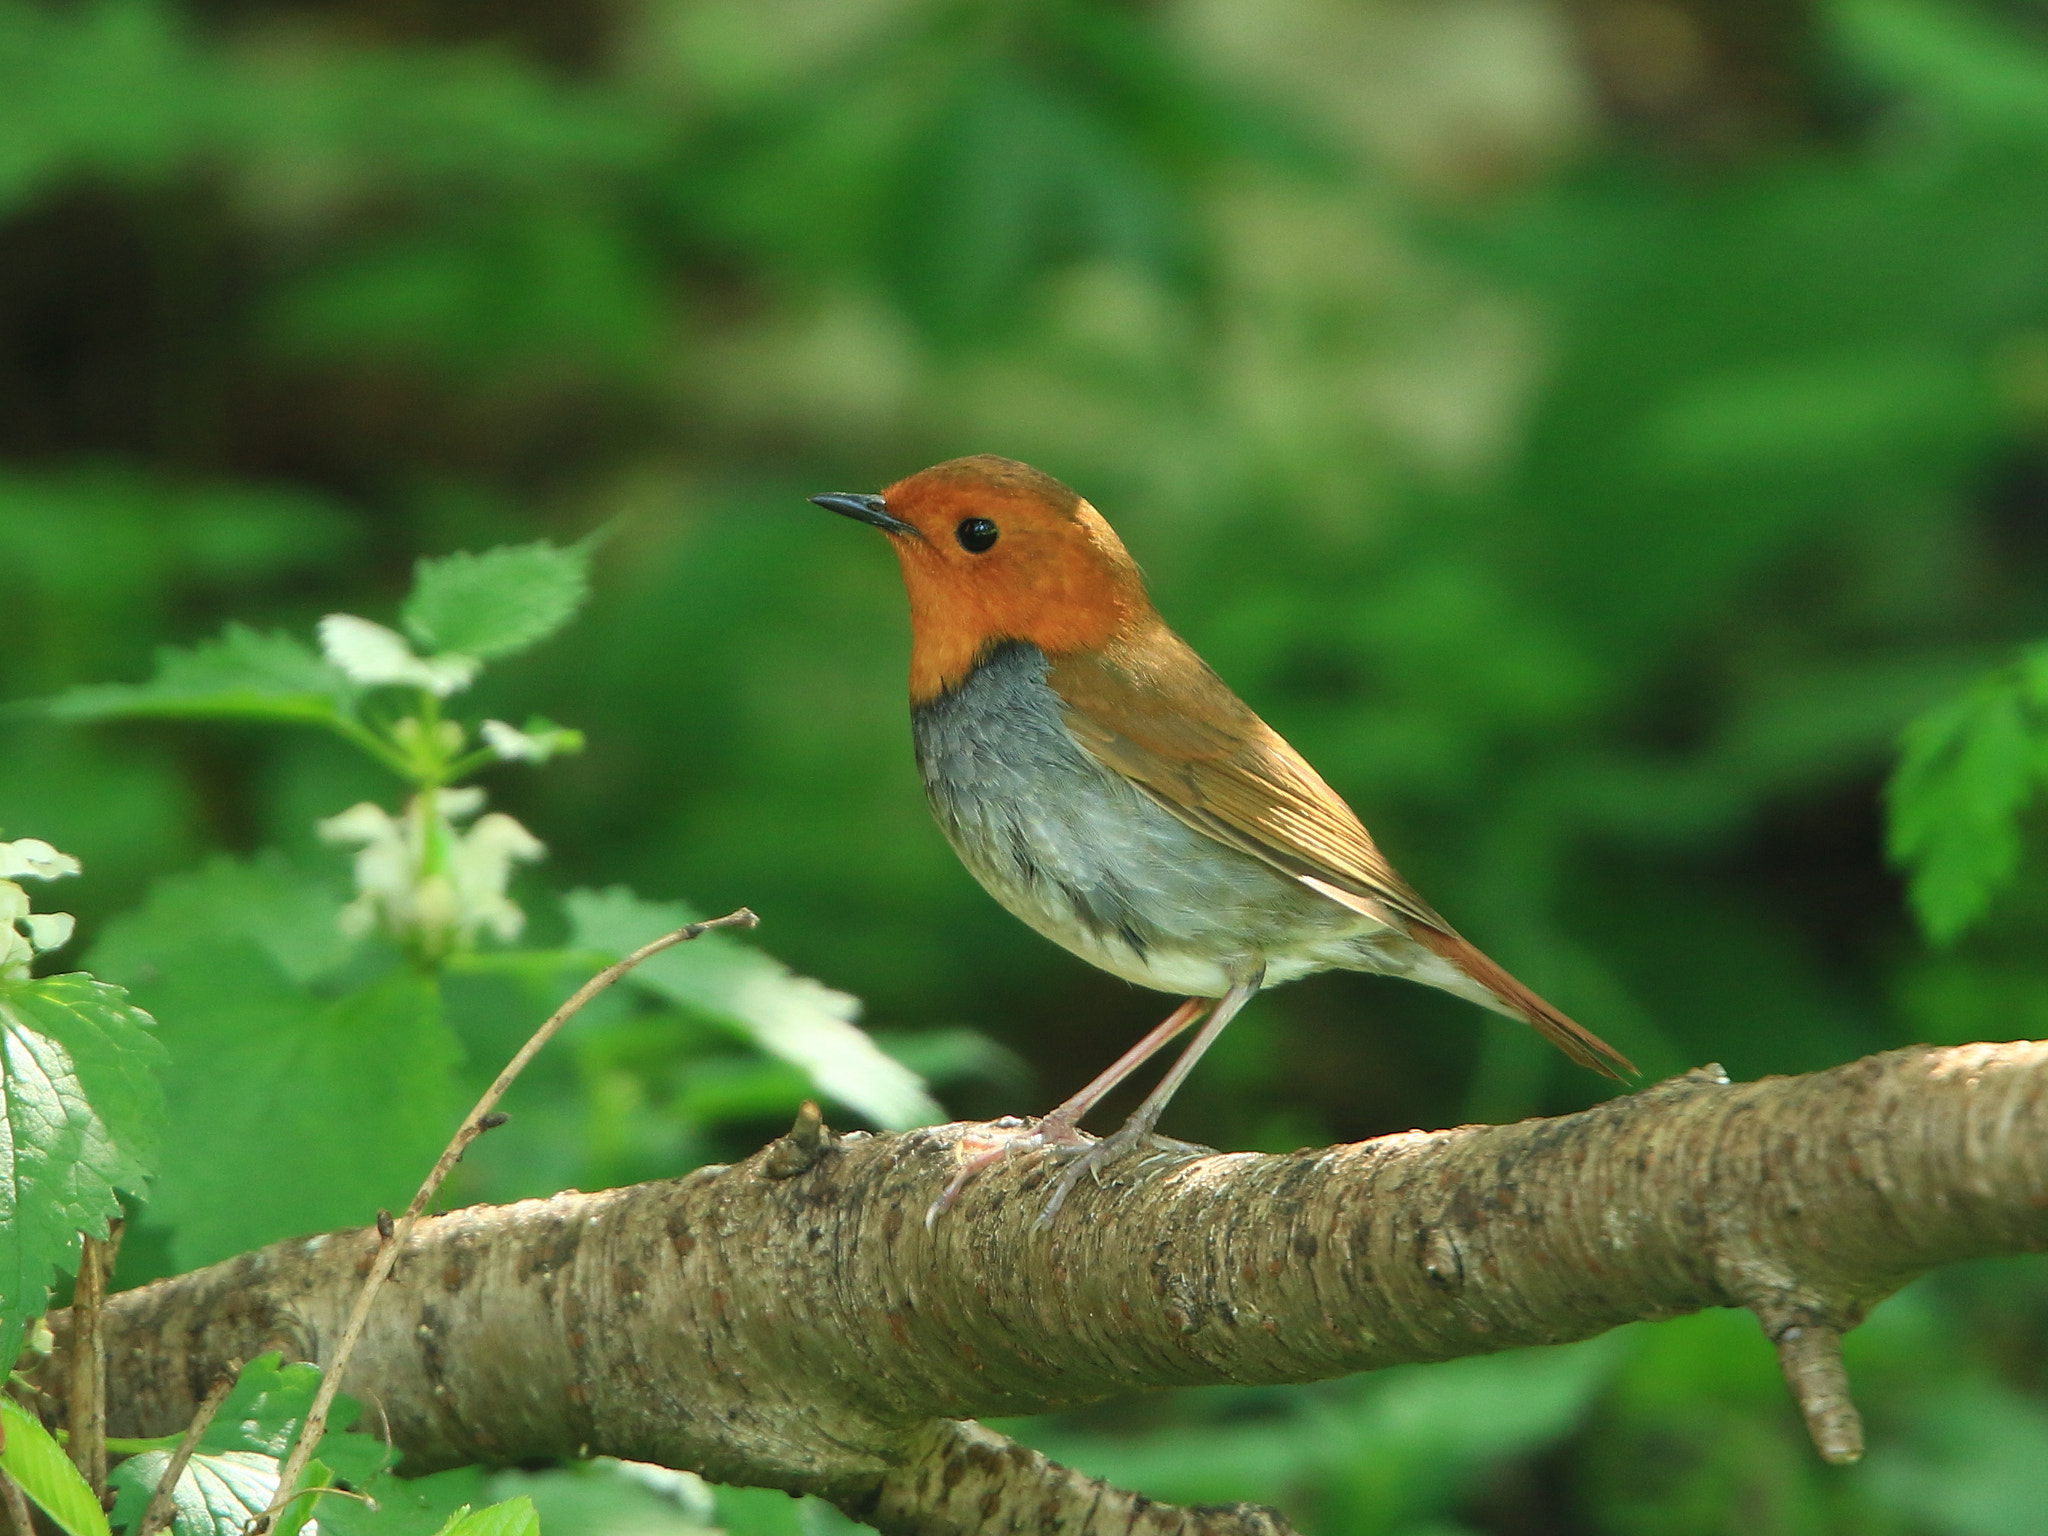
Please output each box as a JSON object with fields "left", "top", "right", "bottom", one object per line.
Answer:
{"left": 814, "top": 456, "right": 1633, "bottom": 1222}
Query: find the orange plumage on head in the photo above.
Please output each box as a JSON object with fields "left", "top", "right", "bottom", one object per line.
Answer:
{"left": 878, "top": 456, "right": 1151, "bottom": 702}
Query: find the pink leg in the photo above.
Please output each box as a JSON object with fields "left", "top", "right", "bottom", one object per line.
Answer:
{"left": 1040, "top": 996, "right": 1210, "bottom": 1131}
{"left": 925, "top": 995, "right": 1210, "bottom": 1227}
{"left": 1037, "top": 971, "right": 1262, "bottom": 1226}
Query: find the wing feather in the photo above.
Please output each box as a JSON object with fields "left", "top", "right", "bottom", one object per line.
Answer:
{"left": 1048, "top": 629, "right": 1636, "bottom": 1080}
{"left": 1047, "top": 632, "right": 1446, "bottom": 932}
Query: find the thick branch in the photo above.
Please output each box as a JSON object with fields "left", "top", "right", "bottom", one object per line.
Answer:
{"left": 43, "top": 1042, "right": 2048, "bottom": 1534}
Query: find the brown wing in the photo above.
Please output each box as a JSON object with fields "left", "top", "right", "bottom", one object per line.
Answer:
{"left": 1048, "top": 627, "right": 1635, "bottom": 1080}
{"left": 1048, "top": 627, "right": 1449, "bottom": 932}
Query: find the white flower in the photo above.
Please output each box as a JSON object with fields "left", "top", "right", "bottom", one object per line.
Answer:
{"left": 0, "top": 837, "right": 80, "bottom": 979}
{"left": 320, "top": 789, "right": 544, "bottom": 957}
{"left": 0, "top": 838, "right": 81, "bottom": 880}
{"left": 481, "top": 719, "right": 584, "bottom": 764}
{"left": 0, "top": 925, "right": 29, "bottom": 977}
{"left": 20, "top": 913, "right": 76, "bottom": 951}
{"left": 451, "top": 813, "right": 546, "bottom": 942}
{"left": 318, "top": 614, "right": 480, "bottom": 697}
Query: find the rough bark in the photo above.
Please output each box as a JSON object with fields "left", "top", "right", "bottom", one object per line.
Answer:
{"left": 36, "top": 1042, "right": 2048, "bottom": 1536}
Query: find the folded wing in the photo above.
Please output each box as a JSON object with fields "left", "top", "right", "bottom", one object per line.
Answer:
{"left": 1049, "top": 626, "right": 1635, "bottom": 1080}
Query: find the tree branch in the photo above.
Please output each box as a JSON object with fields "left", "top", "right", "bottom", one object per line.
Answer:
{"left": 38, "top": 1042, "right": 2048, "bottom": 1535}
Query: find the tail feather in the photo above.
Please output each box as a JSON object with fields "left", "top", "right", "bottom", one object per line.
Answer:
{"left": 1411, "top": 926, "right": 1637, "bottom": 1081}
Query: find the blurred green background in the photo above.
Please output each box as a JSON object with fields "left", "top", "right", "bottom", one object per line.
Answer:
{"left": 8, "top": 0, "right": 2048, "bottom": 1530}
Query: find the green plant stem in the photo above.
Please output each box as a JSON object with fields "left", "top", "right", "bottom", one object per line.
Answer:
{"left": 439, "top": 748, "right": 505, "bottom": 781}
{"left": 324, "top": 717, "right": 419, "bottom": 782}
{"left": 416, "top": 689, "right": 447, "bottom": 786}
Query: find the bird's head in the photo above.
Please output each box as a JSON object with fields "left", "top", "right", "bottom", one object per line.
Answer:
{"left": 814, "top": 455, "right": 1152, "bottom": 700}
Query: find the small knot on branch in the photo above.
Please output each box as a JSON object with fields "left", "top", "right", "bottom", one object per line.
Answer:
{"left": 761, "top": 1100, "right": 833, "bottom": 1179}
{"left": 689, "top": 907, "right": 759, "bottom": 940}
{"left": 1757, "top": 1311, "right": 1864, "bottom": 1464}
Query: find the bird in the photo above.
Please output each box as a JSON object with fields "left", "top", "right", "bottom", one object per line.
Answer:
{"left": 812, "top": 455, "right": 1634, "bottom": 1223}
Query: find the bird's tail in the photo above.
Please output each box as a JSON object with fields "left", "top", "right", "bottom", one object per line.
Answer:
{"left": 1412, "top": 926, "right": 1637, "bottom": 1081}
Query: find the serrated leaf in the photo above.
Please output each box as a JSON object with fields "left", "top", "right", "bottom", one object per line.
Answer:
{"left": 1887, "top": 664, "right": 2048, "bottom": 945}
{"left": 0, "top": 1397, "right": 109, "bottom": 1536}
{"left": 204, "top": 1352, "right": 331, "bottom": 1457}
{"left": 564, "top": 887, "right": 940, "bottom": 1130}
{"left": 432, "top": 1497, "right": 541, "bottom": 1536}
{"left": 108, "top": 1447, "right": 277, "bottom": 1536}
{"left": 107, "top": 1354, "right": 395, "bottom": 1536}
{"left": 0, "top": 973, "right": 164, "bottom": 1354}
{"left": 88, "top": 859, "right": 463, "bottom": 1270}
{"left": 402, "top": 541, "right": 591, "bottom": 661}
{"left": 42, "top": 625, "right": 358, "bottom": 727}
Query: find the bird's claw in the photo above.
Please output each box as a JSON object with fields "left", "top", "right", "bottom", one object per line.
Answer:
{"left": 925, "top": 1114, "right": 1091, "bottom": 1228}
{"left": 1034, "top": 1120, "right": 1200, "bottom": 1227}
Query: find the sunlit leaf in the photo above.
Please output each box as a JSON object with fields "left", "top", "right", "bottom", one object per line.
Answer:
{"left": 88, "top": 859, "right": 462, "bottom": 1270}
{"left": 109, "top": 1447, "right": 278, "bottom": 1536}
{"left": 1887, "top": 644, "right": 2048, "bottom": 945}
{"left": 1842, "top": 0, "right": 2048, "bottom": 139}
{"left": 403, "top": 541, "right": 593, "bottom": 661}
{"left": 431, "top": 1497, "right": 541, "bottom": 1536}
{"left": 42, "top": 626, "right": 358, "bottom": 728}
{"left": 564, "top": 887, "right": 941, "bottom": 1130}
{"left": 0, "top": 972, "right": 163, "bottom": 1365}
{"left": 0, "top": 1397, "right": 109, "bottom": 1536}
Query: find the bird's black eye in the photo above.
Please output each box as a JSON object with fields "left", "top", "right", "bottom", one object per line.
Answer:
{"left": 955, "top": 517, "right": 1000, "bottom": 553}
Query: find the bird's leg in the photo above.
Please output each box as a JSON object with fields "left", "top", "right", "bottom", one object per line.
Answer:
{"left": 1035, "top": 995, "right": 1212, "bottom": 1138}
{"left": 1037, "top": 970, "right": 1262, "bottom": 1227}
{"left": 925, "top": 996, "right": 1209, "bottom": 1227}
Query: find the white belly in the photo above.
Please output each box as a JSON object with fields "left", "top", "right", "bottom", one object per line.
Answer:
{"left": 913, "top": 643, "right": 1389, "bottom": 998}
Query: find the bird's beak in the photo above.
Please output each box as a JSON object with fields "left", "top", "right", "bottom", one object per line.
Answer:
{"left": 810, "top": 492, "right": 919, "bottom": 538}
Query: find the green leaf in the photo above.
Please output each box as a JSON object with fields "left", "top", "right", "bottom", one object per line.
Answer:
{"left": 201, "top": 1353, "right": 329, "bottom": 1457}
{"left": 42, "top": 625, "right": 358, "bottom": 729}
{"left": 488, "top": 1459, "right": 721, "bottom": 1535}
{"left": 317, "top": 1466, "right": 489, "bottom": 1536}
{"left": 108, "top": 1447, "right": 278, "bottom": 1536}
{"left": 0, "top": 1396, "right": 110, "bottom": 1536}
{"left": 402, "top": 541, "right": 592, "bottom": 661}
{"left": 431, "top": 1497, "right": 541, "bottom": 1536}
{"left": 88, "top": 859, "right": 463, "bottom": 1270}
{"left": 1887, "top": 649, "right": 2048, "bottom": 945}
{"left": 1841, "top": 0, "right": 2048, "bottom": 140}
{"left": 0, "top": 972, "right": 164, "bottom": 1359}
{"left": 107, "top": 1354, "right": 403, "bottom": 1536}
{"left": 564, "top": 888, "right": 940, "bottom": 1130}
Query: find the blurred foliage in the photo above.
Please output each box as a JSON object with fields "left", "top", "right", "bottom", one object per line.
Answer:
{"left": 6, "top": 0, "right": 2048, "bottom": 1529}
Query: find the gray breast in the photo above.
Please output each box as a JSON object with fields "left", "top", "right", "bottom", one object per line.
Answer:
{"left": 911, "top": 642, "right": 1372, "bottom": 996}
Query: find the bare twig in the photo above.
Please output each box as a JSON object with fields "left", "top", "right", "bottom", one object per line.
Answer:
{"left": 66, "top": 1218, "right": 123, "bottom": 1497}
{"left": 138, "top": 1368, "right": 239, "bottom": 1536}
{"left": 0, "top": 1470, "right": 34, "bottom": 1536}
{"left": 246, "top": 910, "right": 759, "bottom": 1532}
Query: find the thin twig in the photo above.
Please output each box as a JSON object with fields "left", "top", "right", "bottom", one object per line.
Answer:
{"left": 0, "top": 1469, "right": 34, "bottom": 1536}
{"left": 246, "top": 910, "right": 759, "bottom": 1532}
{"left": 67, "top": 1218, "right": 124, "bottom": 1498}
{"left": 138, "top": 1367, "right": 239, "bottom": 1536}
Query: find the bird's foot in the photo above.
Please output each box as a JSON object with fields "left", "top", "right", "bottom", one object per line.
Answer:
{"left": 1034, "top": 1118, "right": 1210, "bottom": 1228}
{"left": 924, "top": 1114, "right": 1091, "bottom": 1228}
